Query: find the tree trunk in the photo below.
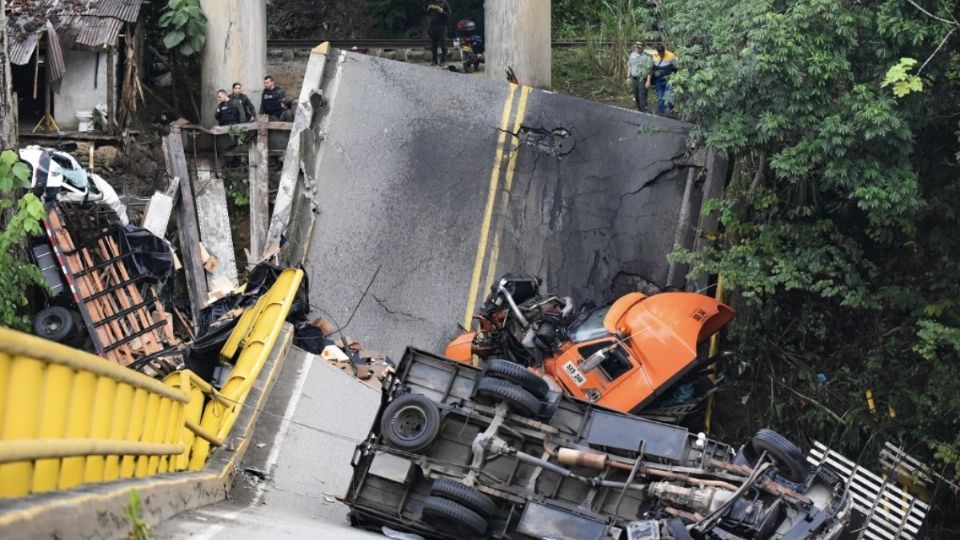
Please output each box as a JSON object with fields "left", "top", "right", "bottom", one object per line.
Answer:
{"left": 0, "top": 0, "right": 19, "bottom": 150}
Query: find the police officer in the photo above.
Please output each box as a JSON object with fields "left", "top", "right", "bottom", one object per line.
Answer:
{"left": 231, "top": 82, "right": 256, "bottom": 122}
{"left": 260, "top": 75, "right": 286, "bottom": 120}
{"left": 426, "top": 2, "right": 452, "bottom": 66}
{"left": 215, "top": 89, "right": 244, "bottom": 126}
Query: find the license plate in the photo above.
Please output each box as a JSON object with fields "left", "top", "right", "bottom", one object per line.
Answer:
{"left": 563, "top": 362, "right": 586, "bottom": 386}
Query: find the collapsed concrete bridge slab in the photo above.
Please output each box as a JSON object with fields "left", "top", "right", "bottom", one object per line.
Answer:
{"left": 273, "top": 45, "right": 726, "bottom": 357}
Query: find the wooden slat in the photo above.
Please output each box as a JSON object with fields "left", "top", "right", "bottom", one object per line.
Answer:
{"left": 96, "top": 236, "right": 162, "bottom": 355}
{"left": 48, "top": 210, "right": 131, "bottom": 365}
{"left": 164, "top": 127, "right": 207, "bottom": 326}
{"left": 249, "top": 115, "right": 270, "bottom": 262}
{"left": 102, "top": 235, "right": 175, "bottom": 346}
{"left": 74, "top": 241, "right": 142, "bottom": 360}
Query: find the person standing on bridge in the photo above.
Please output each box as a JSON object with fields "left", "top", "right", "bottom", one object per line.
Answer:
{"left": 647, "top": 44, "right": 677, "bottom": 115}
{"left": 231, "top": 82, "right": 257, "bottom": 122}
{"left": 627, "top": 42, "right": 652, "bottom": 112}
{"left": 426, "top": 1, "right": 452, "bottom": 66}
{"left": 215, "top": 90, "right": 244, "bottom": 126}
{"left": 260, "top": 75, "right": 287, "bottom": 121}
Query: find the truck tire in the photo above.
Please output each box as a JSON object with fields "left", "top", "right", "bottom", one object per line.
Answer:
{"left": 664, "top": 518, "right": 692, "bottom": 540}
{"left": 380, "top": 393, "right": 441, "bottom": 452}
{"left": 431, "top": 478, "right": 496, "bottom": 518}
{"left": 422, "top": 496, "right": 488, "bottom": 536}
{"left": 750, "top": 428, "right": 809, "bottom": 483}
{"left": 33, "top": 306, "right": 78, "bottom": 343}
{"left": 475, "top": 377, "right": 541, "bottom": 417}
{"left": 485, "top": 358, "right": 549, "bottom": 399}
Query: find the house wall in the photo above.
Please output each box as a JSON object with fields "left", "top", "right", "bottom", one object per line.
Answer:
{"left": 54, "top": 50, "right": 113, "bottom": 130}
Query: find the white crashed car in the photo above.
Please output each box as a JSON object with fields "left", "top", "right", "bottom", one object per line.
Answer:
{"left": 19, "top": 145, "right": 128, "bottom": 226}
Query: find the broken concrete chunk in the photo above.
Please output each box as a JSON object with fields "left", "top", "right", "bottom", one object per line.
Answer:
{"left": 141, "top": 191, "right": 175, "bottom": 237}
{"left": 321, "top": 345, "right": 351, "bottom": 365}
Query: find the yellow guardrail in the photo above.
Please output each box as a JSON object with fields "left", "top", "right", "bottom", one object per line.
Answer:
{"left": 0, "top": 267, "right": 304, "bottom": 499}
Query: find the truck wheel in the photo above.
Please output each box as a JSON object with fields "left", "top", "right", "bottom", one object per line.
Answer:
{"left": 750, "top": 428, "right": 809, "bottom": 483}
{"left": 33, "top": 306, "right": 78, "bottom": 343}
{"left": 422, "top": 496, "right": 488, "bottom": 536}
{"left": 380, "top": 393, "right": 441, "bottom": 452}
{"left": 475, "top": 377, "right": 541, "bottom": 417}
{"left": 431, "top": 478, "right": 496, "bottom": 518}
{"left": 664, "top": 518, "right": 692, "bottom": 540}
{"left": 485, "top": 358, "right": 550, "bottom": 399}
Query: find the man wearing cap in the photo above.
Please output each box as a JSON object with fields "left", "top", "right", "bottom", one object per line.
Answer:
{"left": 647, "top": 44, "right": 677, "bottom": 115}
{"left": 627, "top": 42, "right": 653, "bottom": 112}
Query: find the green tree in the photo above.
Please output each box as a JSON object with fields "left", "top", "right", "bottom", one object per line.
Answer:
{"left": 0, "top": 149, "right": 46, "bottom": 330}
{"left": 659, "top": 1, "right": 960, "bottom": 532}
{"left": 158, "top": 0, "right": 206, "bottom": 56}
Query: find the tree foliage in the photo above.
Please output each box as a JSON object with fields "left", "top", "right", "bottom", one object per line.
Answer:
{"left": 0, "top": 149, "right": 46, "bottom": 330}
{"left": 660, "top": 0, "right": 960, "bottom": 528}
{"left": 158, "top": 0, "right": 206, "bottom": 56}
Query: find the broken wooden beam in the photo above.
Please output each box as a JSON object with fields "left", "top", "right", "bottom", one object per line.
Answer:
{"left": 180, "top": 121, "right": 293, "bottom": 135}
{"left": 249, "top": 115, "right": 270, "bottom": 263}
{"left": 164, "top": 127, "right": 208, "bottom": 327}
{"left": 194, "top": 158, "right": 239, "bottom": 291}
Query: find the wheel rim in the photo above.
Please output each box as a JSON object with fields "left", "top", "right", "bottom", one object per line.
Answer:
{"left": 392, "top": 405, "right": 428, "bottom": 442}
{"left": 41, "top": 314, "right": 63, "bottom": 334}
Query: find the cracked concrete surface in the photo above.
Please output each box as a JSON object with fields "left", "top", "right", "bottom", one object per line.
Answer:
{"left": 299, "top": 51, "right": 725, "bottom": 359}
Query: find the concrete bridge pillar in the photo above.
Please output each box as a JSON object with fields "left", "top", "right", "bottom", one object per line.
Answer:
{"left": 199, "top": 0, "right": 267, "bottom": 127}
{"left": 484, "top": 0, "right": 552, "bottom": 89}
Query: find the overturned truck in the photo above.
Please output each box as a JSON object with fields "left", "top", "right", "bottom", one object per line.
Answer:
{"left": 344, "top": 349, "right": 853, "bottom": 539}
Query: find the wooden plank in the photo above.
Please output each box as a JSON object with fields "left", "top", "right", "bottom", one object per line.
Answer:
{"left": 87, "top": 238, "right": 161, "bottom": 357}
{"left": 180, "top": 121, "right": 293, "bottom": 135}
{"left": 101, "top": 236, "right": 172, "bottom": 351}
{"left": 194, "top": 158, "right": 239, "bottom": 290}
{"left": 46, "top": 210, "right": 121, "bottom": 363}
{"left": 164, "top": 127, "right": 208, "bottom": 326}
{"left": 249, "top": 115, "right": 270, "bottom": 262}
{"left": 49, "top": 211, "right": 132, "bottom": 364}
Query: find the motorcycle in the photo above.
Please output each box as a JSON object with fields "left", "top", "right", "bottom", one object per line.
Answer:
{"left": 455, "top": 19, "right": 484, "bottom": 73}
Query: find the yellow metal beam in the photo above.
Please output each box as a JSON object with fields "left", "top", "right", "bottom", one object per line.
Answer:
{"left": 0, "top": 440, "right": 184, "bottom": 464}
{"left": 0, "top": 329, "right": 189, "bottom": 404}
{"left": 185, "top": 419, "right": 224, "bottom": 446}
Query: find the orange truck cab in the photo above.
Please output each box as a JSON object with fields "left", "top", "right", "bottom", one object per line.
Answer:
{"left": 446, "top": 291, "right": 734, "bottom": 416}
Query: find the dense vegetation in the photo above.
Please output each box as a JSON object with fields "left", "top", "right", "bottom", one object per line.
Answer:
{"left": 556, "top": 0, "right": 960, "bottom": 534}
{"left": 557, "top": 0, "right": 960, "bottom": 534}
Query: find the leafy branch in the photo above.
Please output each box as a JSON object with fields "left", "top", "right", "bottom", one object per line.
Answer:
{"left": 158, "top": 0, "right": 206, "bottom": 57}
{"left": 0, "top": 149, "right": 47, "bottom": 330}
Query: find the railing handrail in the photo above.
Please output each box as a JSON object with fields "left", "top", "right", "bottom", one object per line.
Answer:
{"left": 0, "top": 328, "right": 188, "bottom": 403}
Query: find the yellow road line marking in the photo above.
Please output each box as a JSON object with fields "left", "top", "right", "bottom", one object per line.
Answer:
{"left": 484, "top": 86, "right": 532, "bottom": 295}
{"left": 463, "top": 84, "right": 518, "bottom": 328}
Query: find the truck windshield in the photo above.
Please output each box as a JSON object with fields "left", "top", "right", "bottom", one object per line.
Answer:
{"left": 569, "top": 307, "right": 611, "bottom": 343}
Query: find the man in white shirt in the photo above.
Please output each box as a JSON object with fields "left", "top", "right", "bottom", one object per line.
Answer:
{"left": 627, "top": 42, "right": 653, "bottom": 112}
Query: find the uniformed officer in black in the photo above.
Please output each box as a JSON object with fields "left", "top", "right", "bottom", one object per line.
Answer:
{"left": 260, "top": 75, "right": 286, "bottom": 120}
{"left": 231, "top": 82, "right": 257, "bottom": 122}
{"left": 215, "top": 89, "right": 244, "bottom": 126}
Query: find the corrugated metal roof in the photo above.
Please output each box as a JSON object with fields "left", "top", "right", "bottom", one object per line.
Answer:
{"left": 45, "top": 20, "right": 66, "bottom": 83}
{"left": 9, "top": 32, "right": 38, "bottom": 65}
{"left": 86, "top": 0, "right": 142, "bottom": 23}
{"left": 6, "top": 0, "right": 143, "bottom": 60}
{"left": 74, "top": 15, "right": 123, "bottom": 48}
{"left": 6, "top": 0, "right": 60, "bottom": 65}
